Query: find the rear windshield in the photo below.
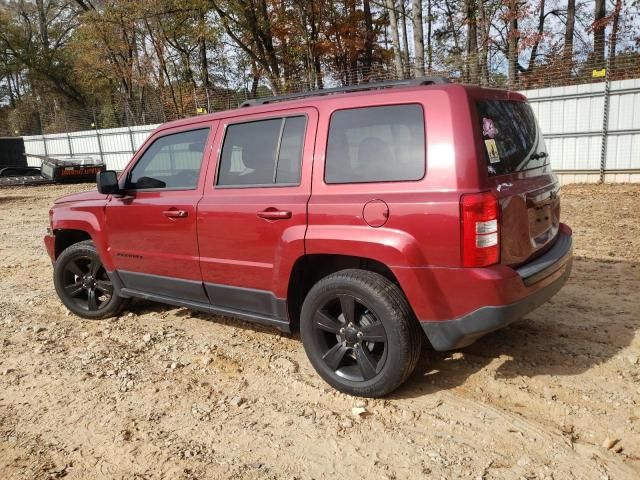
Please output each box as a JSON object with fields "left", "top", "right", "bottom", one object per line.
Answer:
{"left": 476, "top": 100, "right": 548, "bottom": 176}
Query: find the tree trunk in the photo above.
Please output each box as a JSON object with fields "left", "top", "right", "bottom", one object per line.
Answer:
{"left": 35, "top": 0, "right": 50, "bottom": 51}
{"left": 507, "top": 0, "right": 520, "bottom": 87}
{"left": 427, "top": 0, "right": 432, "bottom": 71}
{"left": 399, "top": 1, "right": 411, "bottom": 77}
{"left": 211, "top": 1, "right": 280, "bottom": 90}
{"left": 526, "top": 0, "right": 546, "bottom": 71}
{"left": 477, "top": 0, "right": 489, "bottom": 84}
{"left": 563, "top": 0, "right": 575, "bottom": 73}
{"left": 258, "top": 0, "right": 280, "bottom": 82}
{"left": 6, "top": 74, "right": 16, "bottom": 108}
{"left": 199, "top": 10, "right": 210, "bottom": 87}
{"left": 250, "top": 60, "right": 260, "bottom": 98}
{"left": 593, "top": 0, "right": 606, "bottom": 66}
{"left": 444, "top": 0, "right": 462, "bottom": 74}
{"left": 385, "top": 0, "right": 404, "bottom": 79}
{"left": 412, "top": 0, "right": 425, "bottom": 77}
{"left": 145, "top": 19, "right": 180, "bottom": 117}
{"left": 465, "top": 0, "right": 478, "bottom": 83}
{"left": 609, "top": 0, "right": 622, "bottom": 67}
{"left": 347, "top": 0, "right": 358, "bottom": 84}
{"left": 308, "top": 2, "right": 323, "bottom": 89}
{"left": 362, "top": 0, "right": 374, "bottom": 77}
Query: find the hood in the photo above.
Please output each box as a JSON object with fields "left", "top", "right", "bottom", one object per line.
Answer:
{"left": 54, "top": 189, "right": 108, "bottom": 204}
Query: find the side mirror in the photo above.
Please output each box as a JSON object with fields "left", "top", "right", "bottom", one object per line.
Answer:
{"left": 97, "top": 170, "right": 120, "bottom": 194}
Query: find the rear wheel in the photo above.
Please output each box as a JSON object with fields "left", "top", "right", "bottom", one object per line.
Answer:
{"left": 300, "top": 269, "right": 422, "bottom": 397}
{"left": 53, "top": 240, "right": 127, "bottom": 319}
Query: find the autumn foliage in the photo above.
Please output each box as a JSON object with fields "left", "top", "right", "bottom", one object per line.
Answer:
{"left": 0, "top": 0, "right": 638, "bottom": 135}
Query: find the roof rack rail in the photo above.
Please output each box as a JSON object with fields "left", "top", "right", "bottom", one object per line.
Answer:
{"left": 239, "top": 76, "right": 450, "bottom": 108}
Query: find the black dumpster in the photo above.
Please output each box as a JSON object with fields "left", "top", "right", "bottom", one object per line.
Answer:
{"left": 0, "top": 137, "right": 26, "bottom": 168}
{"left": 0, "top": 138, "right": 38, "bottom": 176}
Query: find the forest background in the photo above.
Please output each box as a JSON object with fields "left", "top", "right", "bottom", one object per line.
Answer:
{"left": 0, "top": 0, "right": 638, "bottom": 135}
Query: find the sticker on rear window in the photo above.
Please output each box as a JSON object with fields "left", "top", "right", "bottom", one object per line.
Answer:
{"left": 485, "top": 139, "right": 500, "bottom": 163}
{"left": 482, "top": 117, "right": 498, "bottom": 138}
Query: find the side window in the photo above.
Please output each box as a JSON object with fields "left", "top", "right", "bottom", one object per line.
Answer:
{"left": 217, "top": 116, "right": 306, "bottom": 187}
{"left": 325, "top": 105, "right": 425, "bottom": 184}
{"left": 127, "top": 128, "right": 210, "bottom": 190}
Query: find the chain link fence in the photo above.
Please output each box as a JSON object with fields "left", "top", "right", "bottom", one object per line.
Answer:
{"left": 2, "top": 54, "right": 639, "bottom": 137}
{"left": 3, "top": 53, "right": 640, "bottom": 184}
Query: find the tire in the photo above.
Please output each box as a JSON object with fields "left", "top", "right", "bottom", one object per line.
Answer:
{"left": 300, "top": 269, "right": 422, "bottom": 397}
{"left": 53, "top": 240, "right": 128, "bottom": 319}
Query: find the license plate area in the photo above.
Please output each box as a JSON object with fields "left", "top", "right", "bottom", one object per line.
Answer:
{"left": 528, "top": 204, "right": 553, "bottom": 238}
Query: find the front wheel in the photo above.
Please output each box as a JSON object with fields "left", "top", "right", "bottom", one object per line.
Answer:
{"left": 300, "top": 269, "right": 422, "bottom": 397}
{"left": 53, "top": 240, "right": 128, "bottom": 319}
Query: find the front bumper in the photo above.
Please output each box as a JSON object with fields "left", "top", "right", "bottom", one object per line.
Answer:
{"left": 420, "top": 228, "right": 573, "bottom": 351}
{"left": 44, "top": 234, "right": 55, "bottom": 262}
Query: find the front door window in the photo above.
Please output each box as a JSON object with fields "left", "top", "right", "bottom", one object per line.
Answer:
{"left": 127, "top": 128, "right": 210, "bottom": 190}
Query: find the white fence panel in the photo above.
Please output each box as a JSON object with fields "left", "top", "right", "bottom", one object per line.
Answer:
{"left": 69, "top": 131, "right": 101, "bottom": 155}
{"left": 131, "top": 124, "right": 157, "bottom": 148}
{"left": 23, "top": 124, "right": 159, "bottom": 170}
{"left": 23, "top": 137, "right": 46, "bottom": 161}
{"left": 103, "top": 153, "right": 134, "bottom": 171}
{"left": 607, "top": 134, "right": 640, "bottom": 170}
{"left": 521, "top": 77, "right": 640, "bottom": 182}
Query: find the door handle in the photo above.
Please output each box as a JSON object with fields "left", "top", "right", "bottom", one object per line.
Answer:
{"left": 163, "top": 209, "right": 188, "bottom": 218}
{"left": 257, "top": 209, "right": 292, "bottom": 220}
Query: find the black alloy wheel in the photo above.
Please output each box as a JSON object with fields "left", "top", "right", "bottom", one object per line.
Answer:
{"left": 300, "top": 269, "right": 422, "bottom": 397}
{"left": 311, "top": 293, "right": 388, "bottom": 382}
{"left": 60, "top": 254, "right": 113, "bottom": 312}
{"left": 53, "top": 240, "right": 128, "bottom": 319}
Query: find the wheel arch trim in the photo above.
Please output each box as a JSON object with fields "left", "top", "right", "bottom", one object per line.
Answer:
{"left": 52, "top": 216, "right": 112, "bottom": 269}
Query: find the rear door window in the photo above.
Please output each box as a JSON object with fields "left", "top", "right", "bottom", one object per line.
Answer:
{"left": 325, "top": 104, "right": 425, "bottom": 184}
{"left": 217, "top": 115, "right": 306, "bottom": 187}
{"left": 477, "top": 100, "right": 548, "bottom": 176}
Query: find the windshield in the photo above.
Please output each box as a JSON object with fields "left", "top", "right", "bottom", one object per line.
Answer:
{"left": 477, "top": 100, "right": 549, "bottom": 176}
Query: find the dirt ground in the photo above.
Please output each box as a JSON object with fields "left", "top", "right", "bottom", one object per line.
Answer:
{"left": 0, "top": 182, "right": 638, "bottom": 480}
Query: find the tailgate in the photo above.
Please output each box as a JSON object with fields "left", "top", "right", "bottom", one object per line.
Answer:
{"left": 476, "top": 98, "right": 560, "bottom": 266}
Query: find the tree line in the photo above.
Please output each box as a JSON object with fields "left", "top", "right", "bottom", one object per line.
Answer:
{"left": 0, "top": 0, "right": 638, "bottom": 135}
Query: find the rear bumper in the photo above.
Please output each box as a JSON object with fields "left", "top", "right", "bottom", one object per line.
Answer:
{"left": 419, "top": 227, "right": 573, "bottom": 351}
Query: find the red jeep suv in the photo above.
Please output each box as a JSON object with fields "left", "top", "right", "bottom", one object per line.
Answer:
{"left": 45, "top": 78, "right": 573, "bottom": 397}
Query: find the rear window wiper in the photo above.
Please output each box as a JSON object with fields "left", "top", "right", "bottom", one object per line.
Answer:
{"left": 518, "top": 151, "right": 547, "bottom": 172}
{"left": 529, "top": 152, "right": 548, "bottom": 161}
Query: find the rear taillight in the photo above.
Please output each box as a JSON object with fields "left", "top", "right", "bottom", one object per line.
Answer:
{"left": 460, "top": 192, "right": 500, "bottom": 267}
